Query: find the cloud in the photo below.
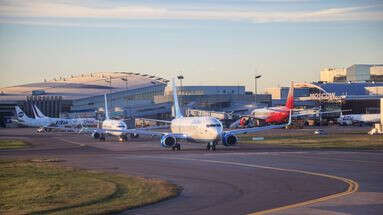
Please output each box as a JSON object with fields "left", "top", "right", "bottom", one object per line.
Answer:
{"left": 0, "top": 0, "right": 382, "bottom": 25}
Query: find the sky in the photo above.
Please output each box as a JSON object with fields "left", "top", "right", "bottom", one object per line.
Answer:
{"left": 0, "top": 0, "right": 382, "bottom": 92}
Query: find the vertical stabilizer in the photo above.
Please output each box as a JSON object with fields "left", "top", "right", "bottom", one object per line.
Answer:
{"left": 104, "top": 94, "right": 110, "bottom": 120}
{"left": 32, "top": 105, "right": 39, "bottom": 118}
{"left": 172, "top": 78, "right": 183, "bottom": 119}
{"left": 34, "top": 105, "right": 47, "bottom": 118}
{"left": 15, "top": 106, "right": 30, "bottom": 120}
{"left": 285, "top": 81, "right": 294, "bottom": 110}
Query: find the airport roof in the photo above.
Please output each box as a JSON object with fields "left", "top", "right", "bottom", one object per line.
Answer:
{"left": 0, "top": 72, "right": 168, "bottom": 102}
{"left": 313, "top": 82, "right": 383, "bottom": 96}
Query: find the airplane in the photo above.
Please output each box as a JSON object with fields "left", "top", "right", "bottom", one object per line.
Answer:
{"left": 14, "top": 106, "right": 47, "bottom": 128}
{"left": 230, "top": 82, "right": 294, "bottom": 128}
{"left": 32, "top": 105, "right": 98, "bottom": 129}
{"left": 90, "top": 94, "right": 133, "bottom": 142}
{"left": 14, "top": 105, "right": 98, "bottom": 132}
{"left": 337, "top": 112, "right": 380, "bottom": 126}
{"left": 95, "top": 78, "right": 291, "bottom": 151}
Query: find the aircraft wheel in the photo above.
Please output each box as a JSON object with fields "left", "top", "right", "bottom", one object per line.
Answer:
{"left": 206, "top": 143, "right": 211, "bottom": 151}
{"left": 100, "top": 135, "right": 106, "bottom": 142}
{"left": 176, "top": 144, "right": 181, "bottom": 151}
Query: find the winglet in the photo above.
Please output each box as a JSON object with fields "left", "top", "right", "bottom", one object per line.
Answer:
{"left": 172, "top": 78, "right": 183, "bottom": 119}
{"left": 104, "top": 94, "right": 110, "bottom": 120}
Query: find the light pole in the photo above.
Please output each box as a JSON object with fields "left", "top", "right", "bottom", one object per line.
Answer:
{"left": 254, "top": 75, "right": 262, "bottom": 105}
{"left": 121, "top": 75, "right": 129, "bottom": 118}
{"left": 177, "top": 75, "right": 184, "bottom": 95}
{"left": 177, "top": 75, "right": 184, "bottom": 115}
{"left": 121, "top": 75, "right": 128, "bottom": 89}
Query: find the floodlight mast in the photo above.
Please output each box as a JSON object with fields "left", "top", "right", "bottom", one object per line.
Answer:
{"left": 177, "top": 75, "right": 184, "bottom": 115}
{"left": 254, "top": 75, "right": 262, "bottom": 105}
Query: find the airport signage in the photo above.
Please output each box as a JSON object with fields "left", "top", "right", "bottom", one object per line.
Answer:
{"left": 309, "top": 93, "right": 343, "bottom": 103}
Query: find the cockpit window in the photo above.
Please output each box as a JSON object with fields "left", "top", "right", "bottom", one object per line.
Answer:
{"left": 206, "top": 124, "right": 221, "bottom": 128}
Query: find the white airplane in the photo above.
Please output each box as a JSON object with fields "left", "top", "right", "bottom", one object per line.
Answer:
{"left": 15, "top": 106, "right": 47, "bottom": 128}
{"left": 97, "top": 78, "right": 291, "bottom": 151}
{"left": 32, "top": 105, "right": 98, "bottom": 129}
{"left": 337, "top": 113, "right": 380, "bottom": 126}
{"left": 14, "top": 105, "right": 98, "bottom": 132}
{"left": 91, "top": 94, "right": 133, "bottom": 142}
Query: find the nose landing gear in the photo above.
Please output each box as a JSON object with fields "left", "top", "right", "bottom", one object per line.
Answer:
{"left": 206, "top": 141, "right": 216, "bottom": 151}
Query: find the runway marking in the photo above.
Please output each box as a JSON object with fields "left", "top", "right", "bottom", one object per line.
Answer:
{"left": 202, "top": 151, "right": 383, "bottom": 165}
{"left": 55, "top": 138, "right": 86, "bottom": 146}
{"left": 148, "top": 156, "right": 359, "bottom": 215}
{"left": 278, "top": 154, "right": 383, "bottom": 165}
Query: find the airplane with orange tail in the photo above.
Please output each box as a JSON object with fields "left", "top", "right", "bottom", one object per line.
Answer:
{"left": 250, "top": 81, "right": 294, "bottom": 124}
{"left": 231, "top": 82, "right": 294, "bottom": 128}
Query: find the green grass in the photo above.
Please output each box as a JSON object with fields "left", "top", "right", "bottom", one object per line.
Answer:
{"left": 0, "top": 140, "right": 29, "bottom": 150}
{"left": 239, "top": 131, "right": 383, "bottom": 149}
{"left": 0, "top": 159, "right": 180, "bottom": 215}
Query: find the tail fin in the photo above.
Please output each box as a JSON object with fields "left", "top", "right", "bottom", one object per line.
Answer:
{"left": 172, "top": 78, "right": 183, "bottom": 119}
{"left": 15, "top": 106, "right": 30, "bottom": 120}
{"left": 104, "top": 94, "right": 110, "bottom": 120}
{"left": 32, "top": 105, "right": 39, "bottom": 118}
{"left": 33, "top": 105, "right": 47, "bottom": 118}
{"left": 285, "top": 81, "right": 294, "bottom": 110}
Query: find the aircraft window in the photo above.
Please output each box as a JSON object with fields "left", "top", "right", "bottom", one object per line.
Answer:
{"left": 118, "top": 125, "right": 125, "bottom": 128}
{"left": 206, "top": 124, "right": 221, "bottom": 127}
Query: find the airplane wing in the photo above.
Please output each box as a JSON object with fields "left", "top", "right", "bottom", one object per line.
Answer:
{"left": 136, "top": 118, "right": 172, "bottom": 124}
{"left": 293, "top": 109, "right": 342, "bottom": 117}
{"left": 100, "top": 127, "right": 187, "bottom": 139}
{"left": 225, "top": 110, "right": 292, "bottom": 136}
{"left": 92, "top": 124, "right": 177, "bottom": 136}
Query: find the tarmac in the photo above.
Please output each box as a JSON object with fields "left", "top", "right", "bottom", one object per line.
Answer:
{"left": 0, "top": 127, "right": 382, "bottom": 215}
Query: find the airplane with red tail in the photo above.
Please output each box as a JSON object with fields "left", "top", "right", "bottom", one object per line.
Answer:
{"left": 233, "top": 82, "right": 294, "bottom": 128}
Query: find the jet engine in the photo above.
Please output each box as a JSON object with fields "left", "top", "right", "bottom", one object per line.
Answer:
{"left": 92, "top": 131, "right": 101, "bottom": 139}
{"left": 130, "top": 133, "right": 139, "bottom": 138}
{"left": 222, "top": 133, "right": 238, "bottom": 146}
{"left": 160, "top": 134, "right": 176, "bottom": 148}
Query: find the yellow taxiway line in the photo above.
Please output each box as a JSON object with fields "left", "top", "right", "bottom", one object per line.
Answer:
{"left": 160, "top": 157, "right": 359, "bottom": 215}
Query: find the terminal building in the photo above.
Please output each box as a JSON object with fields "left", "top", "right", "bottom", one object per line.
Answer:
{"left": 266, "top": 82, "right": 383, "bottom": 115}
{"left": 320, "top": 64, "right": 383, "bottom": 83}
{"left": 0, "top": 72, "right": 170, "bottom": 126}
{"left": 0, "top": 72, "right": 271, "bottom": 127}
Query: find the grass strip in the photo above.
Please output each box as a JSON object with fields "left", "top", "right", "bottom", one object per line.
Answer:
{"left": 0, "top": 159, "right": 180, "bottom": 215}
{"left": 0, "top": 139, "right": 28, "bottom": 150}
{"left": 239, "top": 132, "right": 383, "bottom": 149}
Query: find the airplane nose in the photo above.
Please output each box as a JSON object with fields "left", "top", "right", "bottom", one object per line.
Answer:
{"left": 212, "top": 129, "right": 221, "bottom": 141}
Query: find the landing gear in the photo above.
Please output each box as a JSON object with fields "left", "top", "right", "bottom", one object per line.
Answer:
{"left": 119, "top": 135, "right": 128, "bottom": 142}
{"left": 172, "top": 143, "right": 181, "bottom": 151}
{"left": 206, "top": 142, "right": 216, "bottom": 151}
{"left": 99, "top": 134, "right": 106, "bottom": 142}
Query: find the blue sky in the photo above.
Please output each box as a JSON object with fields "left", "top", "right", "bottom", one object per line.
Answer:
{"left": 0, "top": 0, "right": 382, "bottom": 91}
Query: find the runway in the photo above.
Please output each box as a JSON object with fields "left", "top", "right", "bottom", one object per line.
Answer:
{"left": 1, "top": 128, "right": 382, "bottom": 215}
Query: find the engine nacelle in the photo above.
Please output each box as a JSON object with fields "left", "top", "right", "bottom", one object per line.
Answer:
{"left": 92, "top": 131, "right": 101, "bottom": 139}
{"left": 130, "top": 133, "right": 139, "bottom": 138}
{"left": 222, "top": 133, "right": 238, "bottom": 146}
{"left": 160, "top": 134, "right": 176, "bottom": 148}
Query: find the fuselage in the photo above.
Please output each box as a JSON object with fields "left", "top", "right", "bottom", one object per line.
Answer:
{"left": 337, "top": 114, "right": 380, "bottom": 125}
{"left": 102, "top": 119, "right": 127, "bottom": 136}
{"left": 170, "top": 116, "right": 223, "bottom": 142}
{"left": 18, "top": 116, "right": 97, "bottom": 128}
{"left": 251, "top": 106, "right": 290, "bottom": 123}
